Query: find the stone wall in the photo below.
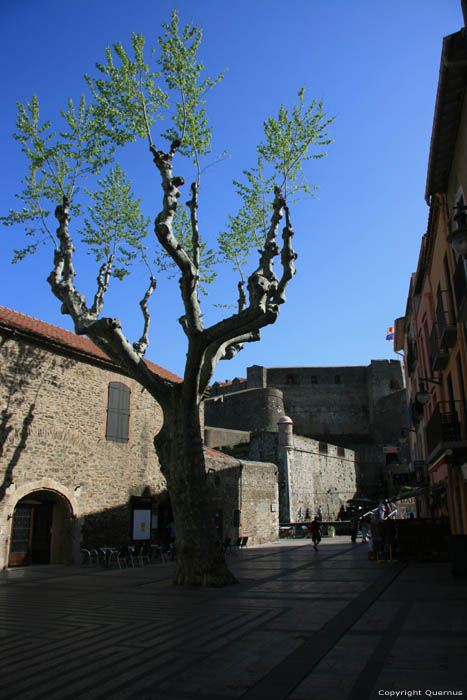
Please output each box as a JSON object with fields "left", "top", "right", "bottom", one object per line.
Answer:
{"left": 204, "top": 426, "right": 251, "bottom": 449}
{"left": 205, "top": 453, "right": 279, "bottom": 545}
{"left": 288, "top": 436, "right": 356, "bottom": 522}
{"left": 222, "top": 427, "right": 357, "bottom": 524}
{"left": 204, "top": 387, "right": 285, "bottom": 432}
{"left": 0, "top": 330, "right": 165, "bottom": 567}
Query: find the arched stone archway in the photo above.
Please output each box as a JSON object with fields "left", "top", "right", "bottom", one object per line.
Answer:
{"left": 7, "top": 486, "right": 76, "bottom": 567}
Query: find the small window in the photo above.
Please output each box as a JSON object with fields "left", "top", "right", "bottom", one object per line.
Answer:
{"left": 286, "top": 373, "right": 298, "bottom": 385}
{"left": 106, "top": 382, "right": 130, "bottom": 443}
{"left": 311, "top": 376, "right": 318, "bottom": 384}
{"left": 319, "top": 442, "right": 328, "bottom": 454}
{"left": 337, "top": 446, "right": 345, "bottom": 457}
{"left": 334, "top": 375, "right": 341, "bottom": 384}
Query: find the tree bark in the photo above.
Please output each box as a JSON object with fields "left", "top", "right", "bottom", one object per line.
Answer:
{"left": 155, "top": 385, "right": 237, "bottom": 586}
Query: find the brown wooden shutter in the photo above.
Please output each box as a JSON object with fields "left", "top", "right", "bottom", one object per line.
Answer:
{"left": 106, "top": 382, "right": 130, "bottom": 442}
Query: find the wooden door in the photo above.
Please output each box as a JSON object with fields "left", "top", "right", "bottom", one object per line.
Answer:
{"left": 8, "top": 504, "right": 34, "bottom": 566}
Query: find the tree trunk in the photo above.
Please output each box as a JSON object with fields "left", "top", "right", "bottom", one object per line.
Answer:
{"left": 154, "top": 386, "right": 237, "bottom": 587}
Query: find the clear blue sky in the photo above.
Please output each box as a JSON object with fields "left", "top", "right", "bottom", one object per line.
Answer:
{"left": 0, "top": 0, "right": 462, "bottom": 382}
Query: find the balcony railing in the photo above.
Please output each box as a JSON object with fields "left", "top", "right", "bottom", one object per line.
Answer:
{"left": 413, "top": 460, "right": 428, "bottom": 485}
{"left": 429, "top": 326, "right": 449, "bottom": 371}
{"left": 426, "top": 400, "right": 467, "bottom": 456}
{"left": 435, "top": 293, "right": 457, "bottom": 350}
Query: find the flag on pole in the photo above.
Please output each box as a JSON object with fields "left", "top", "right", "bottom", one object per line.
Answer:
{"left": 386, "top": 326, "right": 394, "bottom": 341}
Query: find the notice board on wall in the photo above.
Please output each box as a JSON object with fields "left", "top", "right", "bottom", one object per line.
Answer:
{"left": 132, "top": 509, "right": 151, "bottom": 540}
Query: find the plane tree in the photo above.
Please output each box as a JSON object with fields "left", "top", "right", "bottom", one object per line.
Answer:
{"left": 3, "top": 12, "right": 333, "bottom": 586}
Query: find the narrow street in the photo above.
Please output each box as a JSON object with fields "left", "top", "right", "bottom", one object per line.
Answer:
{"left": 1, "top": 537, "right": 466, "bottom": 700}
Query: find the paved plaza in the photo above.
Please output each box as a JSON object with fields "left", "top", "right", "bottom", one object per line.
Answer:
{"left": 1, "top": 536, "right": 466, "bottom": 700}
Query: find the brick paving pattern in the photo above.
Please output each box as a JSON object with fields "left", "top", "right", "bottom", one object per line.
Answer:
{"left": 1, "top": 537, "right": 466, "bottom": 700}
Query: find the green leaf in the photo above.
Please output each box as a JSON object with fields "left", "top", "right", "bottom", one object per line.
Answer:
{"left": 157, "top": 10, "right": 225, "bottom": 170}
{"left": 85, "top": 34, "right": 167, "bottom": 147}
{"left": 80, "top": 163, "right": 149, "bottom": 278}
{"left": 258, "top": 86, "right": 334, "bottom": 199}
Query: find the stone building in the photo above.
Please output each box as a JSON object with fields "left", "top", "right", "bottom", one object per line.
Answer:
{"left": 205, "top": 361, "right": 409, "bottom": 500}
{"left": 205, "top": 418, "right": 356, "bottom": 524}
{"left": 0, "top": 306, "right": 278, "bottom": 568}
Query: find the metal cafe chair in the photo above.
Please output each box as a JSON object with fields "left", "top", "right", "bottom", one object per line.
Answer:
{"left": 99, "top": 546, "right": 117, "bottom": 567}
{"left": 81, "top": 547, "right": 100, "bottom": 565}
{"left": 108, "top": 546, "right": 129, "bottom": 569}
{"left": 81, "top": 548, "right": 93, "bottom": 565}
{"left": 127, "top": 545, "right": 139, "bottom": 567}
{"left": 149, "top": 544, "right": 167, "bottom": 564}
{"left": 137, "top": 544, "right": 151, "bottom": 566}
{"left": 128, "top": 545, "right": 151, "bottom": 566}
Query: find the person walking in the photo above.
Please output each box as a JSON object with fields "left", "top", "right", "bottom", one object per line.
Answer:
{"left": 350, "top": 510, "right": 359, "bottom": 543}
{"left": 360, "top": 514, "right": 370, "bottom": 542}
{"left": 317, "top": 505, "right": 323, "bottom": 521}
{"left": 311, "top": 516, "right": 322, "bottom": 551}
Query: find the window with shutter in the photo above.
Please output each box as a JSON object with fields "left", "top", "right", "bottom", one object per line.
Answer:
{"left": 106, "top": 382, "right": 130, "bottom": 443}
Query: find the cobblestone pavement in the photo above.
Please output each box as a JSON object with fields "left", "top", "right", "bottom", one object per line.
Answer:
{"left": 1, "top": 537, "right": 466, "bottom": 700}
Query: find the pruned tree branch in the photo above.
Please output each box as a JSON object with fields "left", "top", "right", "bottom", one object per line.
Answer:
{"left": 47, "top": 196, "right": 173, "bottom": 403}
{"left": 273, "top": 205, "right": 297, "bottom": 305}
{"left": 237, "top": 281, "right": 246, "bottom": 312}
{"left": 197, "top": 329, "right": 261, "bottom": 395}
{"left": 133, "top": 275, "right": 157, "bottom": 357}
{"left": 90, "top": 254, "right": 115, "bottom": 317}
{"left": 201, "top": 187, "right": 286, "bottom": 353}
{"left": 190, "top": 188, "right": 295, "bottom": 400}
{"left": 47, "top": 197, "right": 87, "bottom": 320}
{"left": 187, "top": 181, "right": 200, "bottom": 271}
{"left": 151, "top": 144, "right": 203, "bottom": 335}
{"left": 246, "top": 186, "right": 284, "bottom": 310}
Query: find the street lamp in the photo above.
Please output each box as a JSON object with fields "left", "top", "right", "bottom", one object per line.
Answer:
{"left": 416, "top": 390, "right": 430, "bottom": 405}
{"left": 415, "top": 377, "right": 441, "bottom": 405}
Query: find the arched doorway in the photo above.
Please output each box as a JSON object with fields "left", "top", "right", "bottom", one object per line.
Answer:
{"left": 8, "top": 490, "right": 73, "bottom": 566}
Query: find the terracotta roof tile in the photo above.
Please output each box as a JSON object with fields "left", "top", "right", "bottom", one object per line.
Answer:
{"left": 204, "top": 446, "right": 236, "bottom": 460}
{"left": 0, "top": 305, "right": 182, "bottom": 383}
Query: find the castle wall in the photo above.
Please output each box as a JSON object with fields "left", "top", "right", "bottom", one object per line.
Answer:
{"left": 209, "top": 361, "right": 407, "bottom": 500}
{"left": 204, "top": 387, "right": 285, "bottom": 432}
{"left": 225, "top": 429, "right": 357, "bottom": 523}
{"left": 204, "top": 427, "right": 251, "bottom": 449}
{"left": 289, "top": 437, "right": 356, "bottom": 522}
{"left": 367, "top": 360, "right": 404, "bottom": 424}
